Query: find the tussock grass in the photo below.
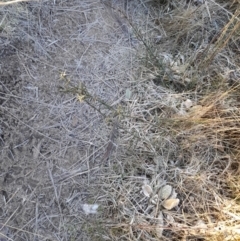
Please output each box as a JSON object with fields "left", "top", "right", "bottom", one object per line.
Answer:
{"left": 96, "top": 1, "right": 240, "bottom": 241}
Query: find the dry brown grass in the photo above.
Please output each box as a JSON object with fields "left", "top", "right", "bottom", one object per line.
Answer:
{"left": 96, "top": 1, "right": 240, "bottom": 241}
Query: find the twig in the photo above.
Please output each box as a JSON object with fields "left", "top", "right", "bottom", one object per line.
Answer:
{"left": 0, "top": 0, "right": 35, "bottom": 6}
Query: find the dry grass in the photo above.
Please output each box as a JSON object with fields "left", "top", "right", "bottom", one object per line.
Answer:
{"left": 96, "top": 1, "right": 240, "bottom": 240}
{"left": 0, "top": 0, "right": 240, "bottom": 240}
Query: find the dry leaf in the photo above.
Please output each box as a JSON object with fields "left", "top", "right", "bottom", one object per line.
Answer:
{"left": 184, "top": 77, "right": 191, "bottom": 83}
{"left": 156, "top": 211, "right": 164, "bottom": 238}
{"left": 159, "top": 185, "right": 172, "bottom": 200}
{"left": 142, "top": 184, "right": 153, "bottom": 197}
{"left": 151, "top": 194, "right": 159, "bottom": 205}
{"left": 82, "top": 204, "right": 99, "bottom": 215}
{"left": 183, "top": 99, "right": 193, "bottom": 109}
{"left": 125, "top": 88, "right": 132, "bottom": 100}
{"left": 162, "top": 198, "right": 179, "bottom": 210}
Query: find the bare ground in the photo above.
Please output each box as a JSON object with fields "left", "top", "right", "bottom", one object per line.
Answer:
{"left": 0, "top": 0, "right": 150, "bottom": 240}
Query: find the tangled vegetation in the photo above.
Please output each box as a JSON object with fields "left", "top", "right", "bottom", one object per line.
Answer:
{"left": 0, "top": 0, "right": 240, "bottom": 240}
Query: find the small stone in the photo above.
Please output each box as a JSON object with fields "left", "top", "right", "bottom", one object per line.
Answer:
{"left": 159, "top": 185, "right": 172, "bottom": 200}
{"left": 162, "top": 198, "right": 179, "bottom": 210}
